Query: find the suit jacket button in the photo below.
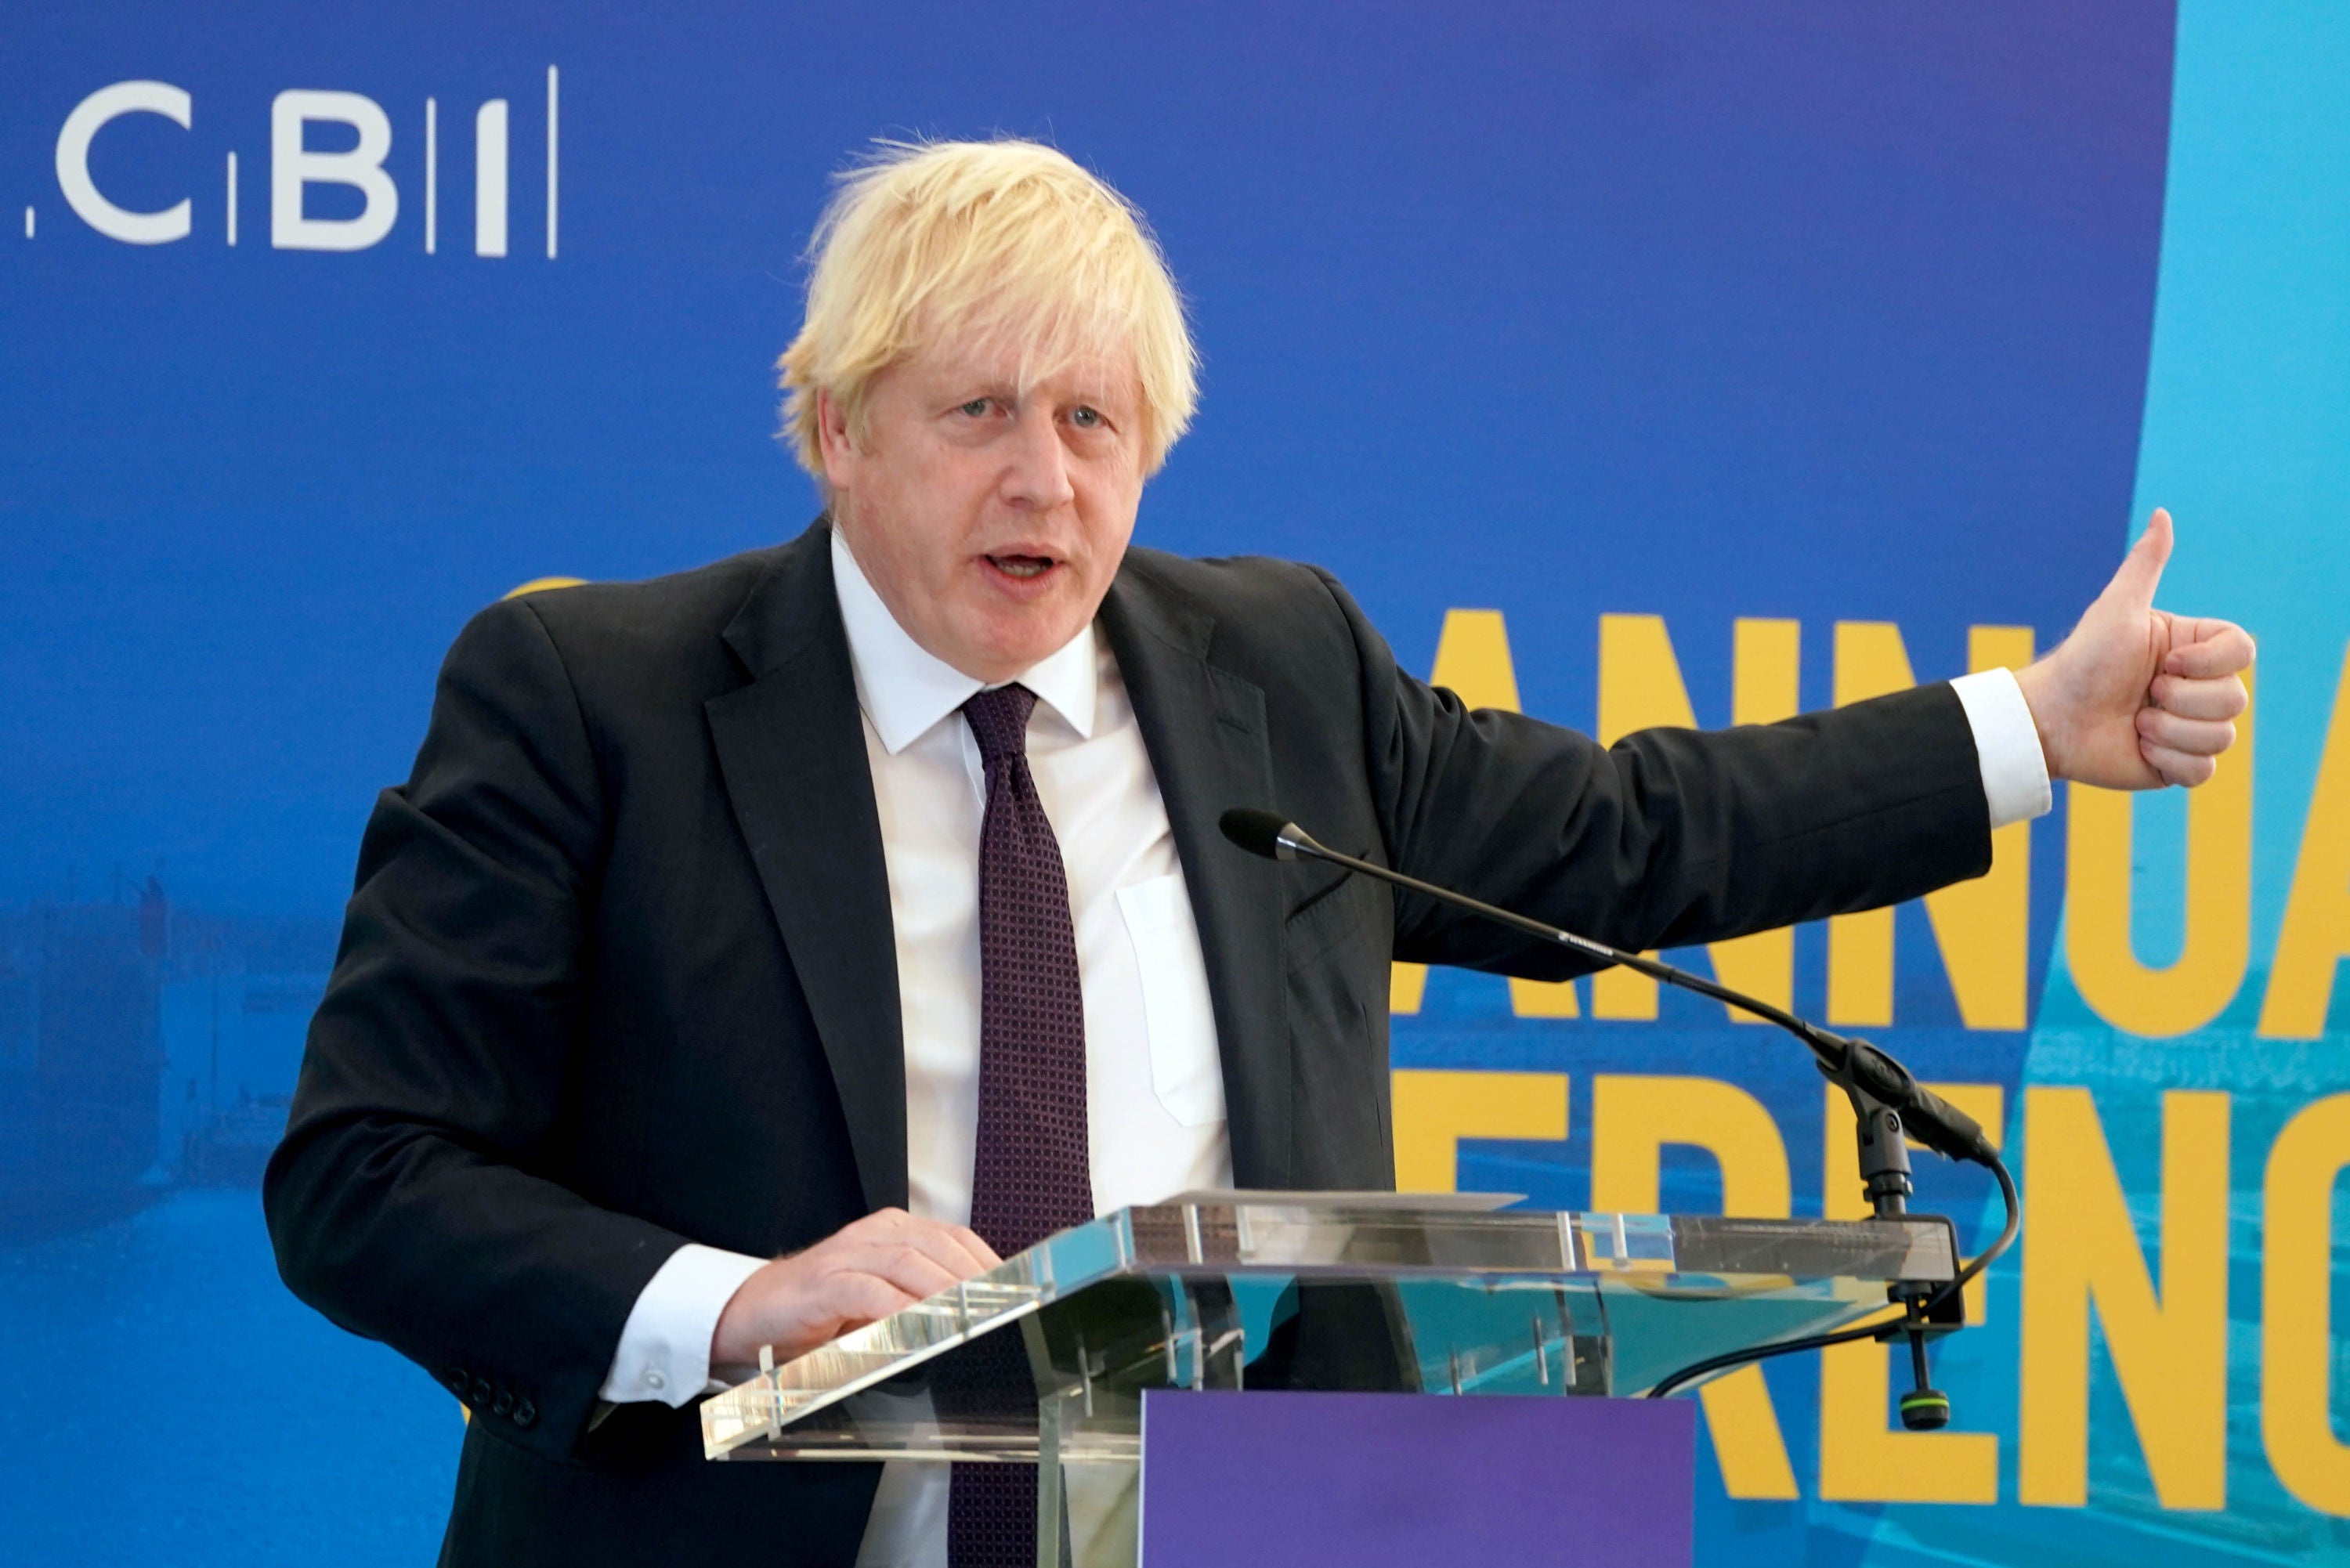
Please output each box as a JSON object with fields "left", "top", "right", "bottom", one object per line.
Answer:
{"left": 472, "top": 1376, "right": 494, "bottom": 1405}
{"left": 492, "top": 1389, "right": 515, "bottom": 1418}
{"left": 446, "top": 1369, "right": 471, "bottom": 1397}
{"left": 512, "top": 1398, "right": 537, "bottom": 1429}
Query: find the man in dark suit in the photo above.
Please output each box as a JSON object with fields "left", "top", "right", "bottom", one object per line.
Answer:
{"left": 266, "top": 139, "right": 2252, "bottom": 1567}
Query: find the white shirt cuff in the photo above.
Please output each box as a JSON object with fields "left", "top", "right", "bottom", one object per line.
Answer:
{"left": 1950, "top": 667, "right": 2052, "bottom": 829}
{"left": 598, "top": 1243, "right": 768, "bottom": 1407}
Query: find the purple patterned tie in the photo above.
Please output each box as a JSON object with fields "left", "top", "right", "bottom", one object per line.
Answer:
{"left": 949, "top": 683, "right": 1093, "bottom": 1568}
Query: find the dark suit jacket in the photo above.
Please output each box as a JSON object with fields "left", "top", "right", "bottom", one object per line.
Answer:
{"left": 265, "top": 519, "right": 1990, "bottom": 1565}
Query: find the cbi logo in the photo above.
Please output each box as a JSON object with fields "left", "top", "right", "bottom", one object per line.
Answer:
{"left": 35, "top": 69, "right": 561, "bottom": 257}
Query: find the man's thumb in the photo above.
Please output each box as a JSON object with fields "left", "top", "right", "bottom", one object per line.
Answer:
{"left": 2105, "top": 507, "right": 2172, "bottom": 607}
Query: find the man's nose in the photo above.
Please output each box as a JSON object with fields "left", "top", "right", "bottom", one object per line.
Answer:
{"left": 999, "top": 406, "right": 1076, "bottom": 511}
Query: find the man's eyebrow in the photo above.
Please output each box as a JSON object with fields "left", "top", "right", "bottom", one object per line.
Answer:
{"left": 937, "top": 376, "right": 1016, "bottom": 401}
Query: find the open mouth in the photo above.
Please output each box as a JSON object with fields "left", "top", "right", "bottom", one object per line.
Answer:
{"left": 984, "top": 553, "right": 1058, "bottom": 582}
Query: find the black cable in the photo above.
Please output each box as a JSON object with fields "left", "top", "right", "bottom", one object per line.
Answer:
{"left": 1643, "top": 1317, "right": 1894, "bottom": 1400}
{"left": 1644, "top": 1152, "right": 2020, "bottom": 1400}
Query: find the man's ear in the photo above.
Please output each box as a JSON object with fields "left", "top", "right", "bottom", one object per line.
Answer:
{"left": 815, "top": 388, "right": 859, "bottom": 495}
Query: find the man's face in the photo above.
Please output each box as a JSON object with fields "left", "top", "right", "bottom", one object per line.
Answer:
{"left": 819, "top": 335, "right": 1147, "bottom": 684}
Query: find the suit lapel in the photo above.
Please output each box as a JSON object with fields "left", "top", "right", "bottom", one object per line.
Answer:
{"left": 1100, "top": 564, "right": 1292, "bottom": 1190}
{"left": 706, "top": 523, "right": 908, "bottom": 1213}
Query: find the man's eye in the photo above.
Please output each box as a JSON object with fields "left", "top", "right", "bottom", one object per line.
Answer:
{"left": 957, "top": 398, "right": 992, "bottom": 418}
{"left": 1070, "top": 406, "right": 1102, "bottom": 428}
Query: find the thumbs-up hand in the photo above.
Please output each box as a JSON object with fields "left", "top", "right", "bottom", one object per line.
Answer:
{"left": 2012, "top": 509, "right": 2254, "bottom": 789}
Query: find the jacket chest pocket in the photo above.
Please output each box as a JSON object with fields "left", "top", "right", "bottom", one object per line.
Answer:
{"left": 1115, "top": 873, "right": 1227, "bottom": 1128}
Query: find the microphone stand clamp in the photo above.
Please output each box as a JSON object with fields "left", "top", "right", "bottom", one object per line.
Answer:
{"left": 1820, "top": 1036, "right": 1954, "bottom": 1431}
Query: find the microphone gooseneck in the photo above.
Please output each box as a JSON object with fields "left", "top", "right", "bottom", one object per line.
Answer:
{"left": 1215, "top": 807, "right": 1993, "bottom": 1165}
{"left": 1218, "top": 804, "right": 2020, "bottom": 1424}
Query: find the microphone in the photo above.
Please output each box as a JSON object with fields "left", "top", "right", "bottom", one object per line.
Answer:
{"left": 1217, "top": 807, "right": 1296, "bottom": 859}
{"left": 1220, "top": 804, "right": 2021, "bottom": 1432}
{"left": 1216, "top": 807, "right": 1994, "bottom": 1169}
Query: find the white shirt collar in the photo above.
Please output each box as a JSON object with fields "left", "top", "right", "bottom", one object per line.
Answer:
{"left": 830, "top": 525, "right": 1098, "bottom": 755}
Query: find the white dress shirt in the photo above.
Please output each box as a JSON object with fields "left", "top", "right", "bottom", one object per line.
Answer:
{"left": 598, "top": 529, "right": 2052, "bottom": 1561}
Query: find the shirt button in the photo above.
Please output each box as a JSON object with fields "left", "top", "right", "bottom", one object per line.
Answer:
{"left": 644, "top": 1369, "right": 667, "bottom": 1392}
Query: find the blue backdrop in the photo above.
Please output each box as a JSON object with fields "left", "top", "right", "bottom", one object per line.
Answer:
{"left": 5, "top": 3, "right": 2348, "bottom": 1563}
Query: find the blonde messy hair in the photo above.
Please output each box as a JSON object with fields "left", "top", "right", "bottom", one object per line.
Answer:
{"left": 777, "top": 139, "right": 1198, "bottom": 482}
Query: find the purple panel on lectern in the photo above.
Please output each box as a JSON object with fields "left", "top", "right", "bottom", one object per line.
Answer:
{"left": 1138, "top": 1390, "right": 1694, "bottom": 1566}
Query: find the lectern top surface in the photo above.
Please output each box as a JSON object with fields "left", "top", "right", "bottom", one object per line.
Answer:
{"left": 702, "top": 1196, "right": 1958, "bottom": 1463}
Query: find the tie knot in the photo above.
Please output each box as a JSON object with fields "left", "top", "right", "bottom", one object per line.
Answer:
{"left": 962, "top": 683, "right": 1039, "bottom": 767}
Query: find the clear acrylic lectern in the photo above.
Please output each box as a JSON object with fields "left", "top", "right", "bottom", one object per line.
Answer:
{"left": 703, "top": 1194, "right": 1958, "bottom": 1566}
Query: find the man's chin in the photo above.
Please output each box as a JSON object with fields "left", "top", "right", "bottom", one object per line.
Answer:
{"left": 953, "top": 610, "right": 1087, "bottom": 681}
